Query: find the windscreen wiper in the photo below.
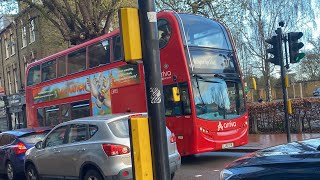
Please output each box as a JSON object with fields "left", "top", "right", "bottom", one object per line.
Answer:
{"left": 193, "top": 74, "right": 206, "bottom": 106}
{"left": 192, "top": 74, "right": 220, "bottom": 83}
{"left": 213, "top": 73, "right": 241, "bottom": 82}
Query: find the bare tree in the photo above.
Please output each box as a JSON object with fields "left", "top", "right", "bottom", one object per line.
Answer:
{"left": 19, "top": 0, "right": 137, "bottom": 45}
{"left": 232, "top": 0, "right": 320, "bottom": 101}
{"left": 157, "top": 0, "right": 320, "bottom": 101}
{"left": 0, "top": 0, "right": 18, "bottom": 29}
{"left": 295, "top": 37, "right": 320, "bottom": 81}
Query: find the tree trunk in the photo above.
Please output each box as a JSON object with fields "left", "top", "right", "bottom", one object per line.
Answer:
{"left": 265, "top": 58, "right": 272, "bottom": 102}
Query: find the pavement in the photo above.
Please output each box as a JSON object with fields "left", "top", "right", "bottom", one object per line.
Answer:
{"left": 223, "top": 133, "right": 320, "bottom": 152}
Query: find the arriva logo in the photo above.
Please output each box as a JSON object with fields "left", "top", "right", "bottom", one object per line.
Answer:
{"left": 217, "top": 121, "right": 237, "bottom": 131}
{"left": 161, "top": 70, "right": 172, "bottom": 80}
{"left": 161, "top": 70, "right": 171, "bottom": 77}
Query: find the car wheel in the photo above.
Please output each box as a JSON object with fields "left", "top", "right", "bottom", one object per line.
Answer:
{"left": 6, "top": 161, "right": 16, "bottom": 180}
{"left": 84, "top": 169, "right": 103, "bottom": 180}
{"left": 26, "top": 164, "right": 39, "bottom": 180}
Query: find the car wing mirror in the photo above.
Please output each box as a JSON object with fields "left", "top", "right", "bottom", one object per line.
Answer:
{"left": 35, "top": 141, "right": 44, "bottom": 149}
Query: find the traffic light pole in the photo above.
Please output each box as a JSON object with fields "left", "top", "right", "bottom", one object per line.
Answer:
{"left": 138, "top": 0, "right": 170, "bottom": 179}
{"left": 277, "top": 27, "right": 291, "bottom": 143}
{"left": 284, "top": 36, "right": 289, "bottom": 70}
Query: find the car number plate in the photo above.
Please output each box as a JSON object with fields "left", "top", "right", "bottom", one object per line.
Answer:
{"left": 222, "top": 142, "right": 234, "bottom": 149}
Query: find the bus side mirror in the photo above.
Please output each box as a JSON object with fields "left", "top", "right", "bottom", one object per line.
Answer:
{"left": 172, "top": 87, "right": 180, "bottom": 102}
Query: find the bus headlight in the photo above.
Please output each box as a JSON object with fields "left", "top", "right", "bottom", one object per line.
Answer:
{"left": 220, "top": 169, "right": 233, "bottom": 180}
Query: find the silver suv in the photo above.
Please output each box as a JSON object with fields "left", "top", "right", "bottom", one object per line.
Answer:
{"left": 24, "top": 113, "right": 181, "bottom": 180}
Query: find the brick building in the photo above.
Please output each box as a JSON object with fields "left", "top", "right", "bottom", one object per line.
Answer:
{"left": 0, "top": 5, "right": 67, "bottom": 130}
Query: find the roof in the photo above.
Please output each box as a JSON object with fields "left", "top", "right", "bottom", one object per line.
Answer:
{"left": 62, "top": 112, "right": 147, "bottom": 124}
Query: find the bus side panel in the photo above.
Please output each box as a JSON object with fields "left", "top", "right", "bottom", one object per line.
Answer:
{"left": 166, "top": 116, "right": 195, "bottom": 156}
{"left": 158, "top": 13, "right": 197, "bottom": 156}
{"left": 26, "top": 88, "right": 38, "bottom": 128}
{"left": 110, "top": 83, "right": 147, "bottom": 113}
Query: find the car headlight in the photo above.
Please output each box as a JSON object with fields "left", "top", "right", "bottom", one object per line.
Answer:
{"left": 220, "top": 169, "right": 233, "bottom": 180}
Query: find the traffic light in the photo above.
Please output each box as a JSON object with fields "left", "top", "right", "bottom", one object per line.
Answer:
{"left": 288, "top": 32, "right": 305, "bottom": 63}
{"left": 265, "top": 35, "right": 281, "bottom": 65}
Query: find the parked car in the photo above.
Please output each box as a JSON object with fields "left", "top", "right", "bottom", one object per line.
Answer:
{"left": 313, "top": 88, "right": 320, "bottom": 96}
{"left": 25, "top": 113, "right": 181, "bottom": 180}
{"left": 220, "top": 138, "right": 320, "bottom": 180}
{"left": 0, "top": 127, "right": 51, "bottom": 180}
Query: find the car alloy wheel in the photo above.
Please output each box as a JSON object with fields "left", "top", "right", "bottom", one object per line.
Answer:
{"left": 84, "top": 169, "right": 103, "bottom": 180}
{"left": 6, "top": 162, "right": 15, "bottom": 180}
{"left": 26, "top": 165, "right": 39, "bottom": 180}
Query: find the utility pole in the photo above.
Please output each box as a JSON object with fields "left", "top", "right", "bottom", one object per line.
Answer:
{"left": 276, "top": 27, "right": 291, "bottom": 143}
{"left": 265, "top": 23, "right": 292, "bottom": 143}
{"left": 138, "top": 0, "right": 170, "bottom": 179}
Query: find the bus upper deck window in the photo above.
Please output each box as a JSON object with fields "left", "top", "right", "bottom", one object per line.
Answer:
{"left": 27, "top": 65, "right": 40, "bottom": 86}
{"left": 57, "top": 56, "right": 67, "bottom": 77}
{"left": 113, "top": 36, "right": 123, "bottom": 62}
{"left": 42, "top": 60, "right": 56, "bottom": 82}
{"left": 88, "top": 39, "right": 110, "bottom": 68}
{"left": 158, "top": 19, "right": 171, "bottom": 49}
{"left": 68, "top": 48, "right": 86, "bottom": 74}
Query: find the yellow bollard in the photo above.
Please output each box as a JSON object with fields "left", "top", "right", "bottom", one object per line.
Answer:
{"left": 130, "top": 117, "right": 153, "bottom": 180}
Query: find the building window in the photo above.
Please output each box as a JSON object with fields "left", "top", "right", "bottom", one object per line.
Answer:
{"left": 22, "top": 24, "right": 27, "bottom": 48}
{"left": 23, "top": 56, "right": 27, "bottom": 73}
{"left": 29, "top": 19, "right": 35, "bottom": 43}
{"left": 10, "top": 34, "right": 15, "bottom": 55}
{"left": 4, "top": 39, "right": 9, "bottom": 58}
{"left": 13, "top": 69, "right": 18, "bottom": 93}
{"left": 7, "top": 72, "right": 12, "bottom": 94}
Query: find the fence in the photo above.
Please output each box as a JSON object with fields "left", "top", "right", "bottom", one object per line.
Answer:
{"left": 248, "top": 97, "right": 320, "bottom": 133}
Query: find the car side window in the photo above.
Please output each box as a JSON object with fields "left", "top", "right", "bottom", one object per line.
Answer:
{"left": 44, "top": 125, "right": 68, "bottom": 147}
{"left": 67, "top": 124, "right": 87, "bottom": 143}
{"left": 89, "top": 125, "right": 98, "bottom": 138}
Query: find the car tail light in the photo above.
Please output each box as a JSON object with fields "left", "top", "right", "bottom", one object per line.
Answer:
{"left": 102, "top": 144, "right": 130, "bottom": 156}
{"left": 170, "top": 133, "right": 176, "bottom": 143}
{"left": 14, "top": 142, "right": 27, "bottom": 154}
{"left": 123, "top": 171, "right": 129, "bottom": 177}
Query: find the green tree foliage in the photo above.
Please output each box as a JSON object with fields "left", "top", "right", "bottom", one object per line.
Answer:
{"left": 20, "top": 0, "right": 137, "bottom": 45}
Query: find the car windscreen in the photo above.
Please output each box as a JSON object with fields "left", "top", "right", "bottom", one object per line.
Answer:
{"left": 19, "top": 131, "right": 49, "bottom": 144}
{"left": 108, "top": 119, "right": 129, "bottom": 138}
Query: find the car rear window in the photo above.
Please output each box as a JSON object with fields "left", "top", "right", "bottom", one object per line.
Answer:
{"left": 19, "top": 131, "right": 49, "bottom": 144}
{"left": 108, "top": 119, "right": 129, "bottom": 138}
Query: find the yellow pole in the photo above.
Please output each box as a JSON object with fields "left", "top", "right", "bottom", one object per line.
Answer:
{"left": 130, "top": 117, "right": 153, "bottom": 180}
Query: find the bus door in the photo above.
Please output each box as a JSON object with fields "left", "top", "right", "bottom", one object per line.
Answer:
{"left": 164, "top": 83, "right": 193, "bottom": 155}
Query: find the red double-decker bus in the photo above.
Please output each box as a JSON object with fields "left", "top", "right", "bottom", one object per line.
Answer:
{"left": 25, "top": 11, "right": 248, "bottom": 156}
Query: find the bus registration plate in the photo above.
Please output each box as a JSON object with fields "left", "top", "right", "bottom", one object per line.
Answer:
{"left": 222, "top": 142, "right": 234, "bottom": 149}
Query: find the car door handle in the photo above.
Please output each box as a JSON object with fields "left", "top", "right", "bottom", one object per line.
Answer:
{"left": 53, "top": 148, "right": 61, "bottom": 153}
{"left": 77, "top": 148, "right": 86, "bottom": 152}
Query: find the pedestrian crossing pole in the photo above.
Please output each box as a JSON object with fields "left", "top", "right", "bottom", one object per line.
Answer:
{"left": 138, "top": 0, "right": 171, "bottom": 179}
{"left": 277, "top": 26, "right": 291, "bottom": 143}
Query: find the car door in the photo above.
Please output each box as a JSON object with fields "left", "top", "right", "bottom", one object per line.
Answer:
{"left": 0, "top": 134, "right": 14, "bottom": 173}
{"left": 0, "top": 134, "right": 4, "bottom": 173}
{"left": 58, "top": 123, "right": 88, "bottom": 178}
{"left": 34, "top": 125, "right": 69, "bottom": 178}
